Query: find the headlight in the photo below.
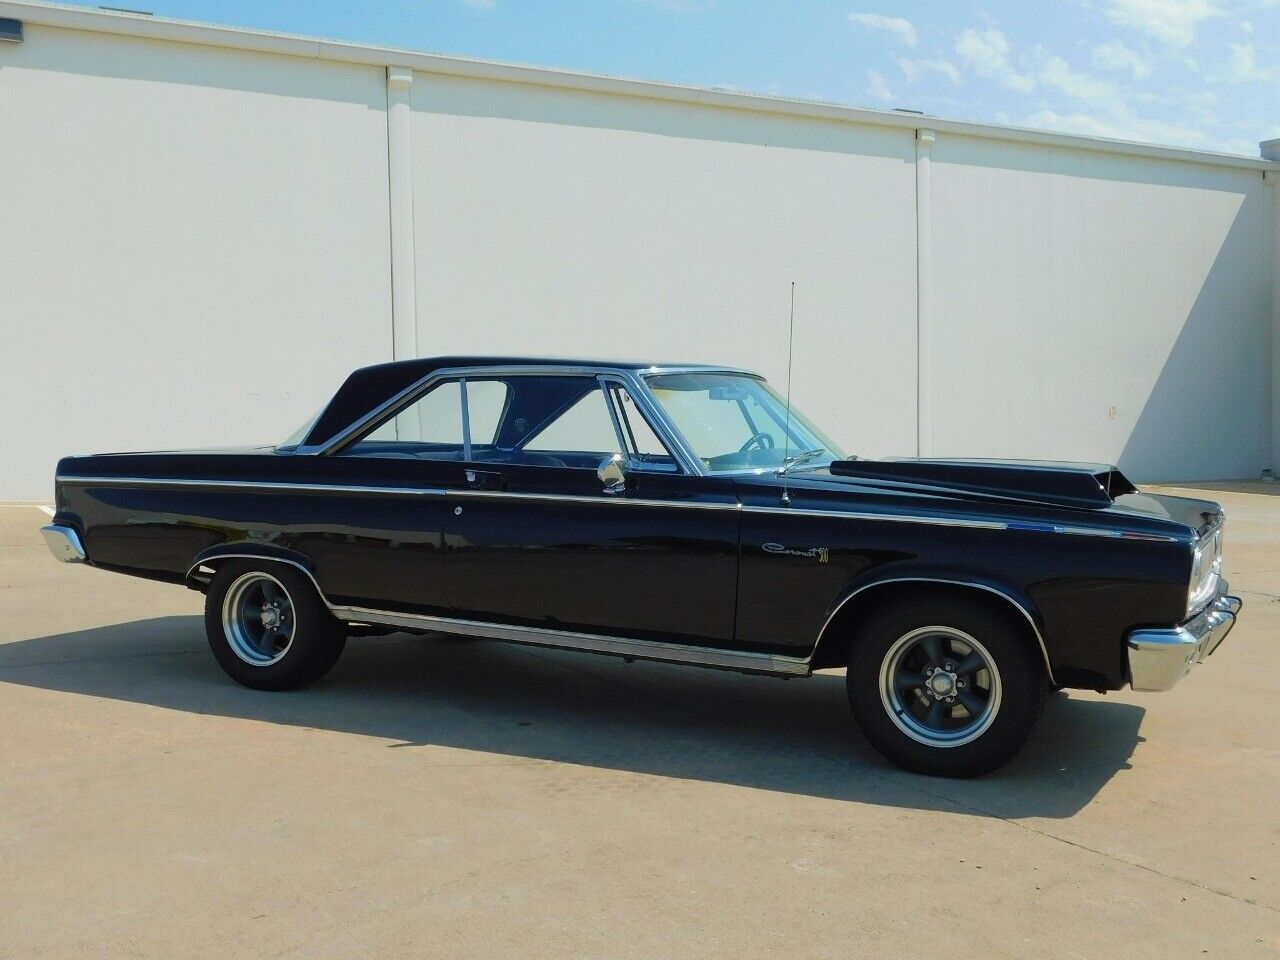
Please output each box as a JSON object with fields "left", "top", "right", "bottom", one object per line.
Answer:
{"left": 1187, "top": 524, "right": 1223, "bottom": 618}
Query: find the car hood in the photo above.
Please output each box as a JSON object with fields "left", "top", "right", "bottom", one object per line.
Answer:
{"left": 814, "top": 458, "right": 1219, "bottom": 535}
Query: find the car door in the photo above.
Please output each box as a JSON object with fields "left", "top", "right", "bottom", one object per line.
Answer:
{"left": 445, "top": 375, "right": 741, "bottom": 647}
{"left": 305, "top": 377, "right": 481, "bottom": 614}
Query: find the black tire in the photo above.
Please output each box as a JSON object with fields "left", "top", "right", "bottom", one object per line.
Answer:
{"left": 204, "top": 560, "right": 347, "bottom": 691}
{"left": 847, "top": 593, "right": 1047, "bottom": 777}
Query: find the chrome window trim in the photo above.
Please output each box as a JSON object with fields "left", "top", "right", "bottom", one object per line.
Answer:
{"left": 597, "top": 374, "right": 683, "bottom": 473}
{"left": 297, "top": 364, "right": 734, "bottom": 474}
{"left": 813, "top": 576, "right": 1057, "bottom": 686}
{"left": 458, "top": 377, "right": 473, "bottom": 462}
{"left": 597, "top": 375, "right": 632, "bottom": 462}
{"left": 618, "top": 373, "right": 706, "bottom": 474}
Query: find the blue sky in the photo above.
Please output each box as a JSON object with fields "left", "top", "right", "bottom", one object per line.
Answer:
{"left": 69, "top": 0, "right": 1279, "bottom": 155}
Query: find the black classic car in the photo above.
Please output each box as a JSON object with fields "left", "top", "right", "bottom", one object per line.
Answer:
{"left": 41, "top": 357, "right": 1240, "bottom": 776}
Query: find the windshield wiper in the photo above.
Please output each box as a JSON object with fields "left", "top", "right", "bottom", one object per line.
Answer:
{"left": 778, "top": 448, "right": 829, "bottom": 475}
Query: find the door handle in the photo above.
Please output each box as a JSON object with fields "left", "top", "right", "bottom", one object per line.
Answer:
{"left": 464, "top": 469, "right": 506, "bottom": 491}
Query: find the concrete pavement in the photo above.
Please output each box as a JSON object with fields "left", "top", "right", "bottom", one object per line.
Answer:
{"left": 1, "top": 489, "right": 1277, "bottom": 958}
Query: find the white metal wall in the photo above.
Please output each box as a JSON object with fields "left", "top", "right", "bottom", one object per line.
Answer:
{"left": 927, "top": 138, "right": 1275, "bottom": 481}
{"left": 0, "top": 25, "right": 393, "bottom": 499}
{"left": 409, "top": 74, "right": 920, "bottom": 461}
{"left": 0, "top": 6, "right": 1275, "bottom": 499}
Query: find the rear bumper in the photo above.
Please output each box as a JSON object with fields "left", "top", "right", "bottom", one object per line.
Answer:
{"left": 41, "top": 524, "right": 86, "bottom": 564}
{"left": 1127, "top": 590, "right": 1241, "bottom": 692}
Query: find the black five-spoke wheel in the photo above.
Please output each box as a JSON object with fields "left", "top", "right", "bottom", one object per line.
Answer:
{"left": 881, "top": 626, "right": 1002, "bottom": 748}
{"left": 222, "top": 571, "right": 296, "bottom": 666}
{"left": 204, "top": 559, "right": 347, "bottom": 690}
{"left": 848, "top": 593, "right": 1047, "bottom": 777}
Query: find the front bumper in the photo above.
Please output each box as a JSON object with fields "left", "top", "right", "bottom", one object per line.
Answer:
{"left": 41, "top": 524, "right": 86, "bottom": 563}
{"left": 1127, "top": 590, "right": 1241, "bottom": 692}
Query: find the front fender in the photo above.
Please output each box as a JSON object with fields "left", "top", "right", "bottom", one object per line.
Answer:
{"left": 813, "top": 568, "right": 1055, "bottom": 685}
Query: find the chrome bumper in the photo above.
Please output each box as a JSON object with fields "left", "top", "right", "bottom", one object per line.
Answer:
{"left": 41, "top": 524, "right": 86, "bottom": 563}
{"left": 1127, "top": 591, "right": 1241, "bottom": 692}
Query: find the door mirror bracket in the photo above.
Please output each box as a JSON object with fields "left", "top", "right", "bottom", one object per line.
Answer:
{"left": 598, "top": 454, "right": 628, "bottom": 495}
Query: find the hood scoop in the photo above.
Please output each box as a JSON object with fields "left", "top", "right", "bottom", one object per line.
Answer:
{"left": 826, "top": 459, "right": 1137, "bottom": 510}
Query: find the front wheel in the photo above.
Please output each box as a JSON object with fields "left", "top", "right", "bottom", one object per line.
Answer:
{"left": 847, "top": 595, "right": 1047, "bottom": 777}
{"left": 204, "top": 560, "right": 346, "bottom": 690}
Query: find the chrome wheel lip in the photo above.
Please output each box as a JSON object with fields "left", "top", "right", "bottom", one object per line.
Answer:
{"left": 878, "top": 625, "right": 1002, "bottom": 749}
{"left": 221, "top": 571, "right": 295, "bottom": 667}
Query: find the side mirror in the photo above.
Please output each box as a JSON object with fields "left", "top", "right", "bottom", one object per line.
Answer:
{"left": 597, "top": 453, "right": 628, "bottom": 495}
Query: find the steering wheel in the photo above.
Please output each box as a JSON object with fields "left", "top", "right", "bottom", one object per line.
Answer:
{"left": 739, "top": 432, "right": 776, "bottom": 454}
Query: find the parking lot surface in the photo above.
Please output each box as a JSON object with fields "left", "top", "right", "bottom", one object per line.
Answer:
{"left": 1, "top": 488, "right": 1277, "bottom": 959}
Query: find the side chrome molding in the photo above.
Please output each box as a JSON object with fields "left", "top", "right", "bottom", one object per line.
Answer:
{"left": 813, "top": 577, "right": 1057, "bottom": 686}
{"left": 329, "top": 604, "right": 812, "bottom": 676}
{"left": 185, "top": 554, "right": 811, "bottom": 677}
{"left": 185, "top": 554, "right": 324, "bottom": 592}
{"left": 189, "top": 558, "right": 1053, "bottom": 683}
{"left": 59, "top": 474, "right": 1180, "bottom": 542}
{"left": 59, "top": 475, "right": 737, "bottom": 511}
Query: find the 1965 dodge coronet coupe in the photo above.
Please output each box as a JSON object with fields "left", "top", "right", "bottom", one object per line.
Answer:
{"left": 42, "top": 357, "right": 1241, "bottom": 776}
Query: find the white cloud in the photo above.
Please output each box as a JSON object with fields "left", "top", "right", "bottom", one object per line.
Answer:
{"left": 848, "top": 12, "right": 918, "bottom": 47}
{"left": 1226, "top": 41, "right": 1280, "bottom": 80}
{"left": 1091, "top": 39, "right": 1153, "bottom": 78}
{"left": 1024, "top": 108, "right": 1249, "bottom": 154}
{"left": 866, "top": 69, "right": 896, "bottom": 103}
{"left": 897, "top": 57, "right": 961, "bottom": 85}
{"left": 1240, "top": 19, "right": 1253, "bottom": 32}
{"left": 955, "top": 27, "right": 1035, "bottom": 91}
{"left": 1032, "top": 48, "right": 1120, "bottom": 103}
{"left": 1101, "top": 0, "right": 1224, "bottom": 48}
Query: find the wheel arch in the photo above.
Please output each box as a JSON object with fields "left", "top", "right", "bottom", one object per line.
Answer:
{"left": 185, "top": 543, "right": 322, "bottom": 597}
{"left": 809, "top": 577, "right": 1056, "bottom": 685}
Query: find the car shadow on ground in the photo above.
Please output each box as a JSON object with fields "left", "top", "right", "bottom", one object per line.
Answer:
{"left": 1, "top": 616, "right": 1145, "bottom": 819}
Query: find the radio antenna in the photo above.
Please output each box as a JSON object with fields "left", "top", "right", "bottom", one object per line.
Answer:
{"left": 781, "top": 281, "right": 796, "bottom": 506}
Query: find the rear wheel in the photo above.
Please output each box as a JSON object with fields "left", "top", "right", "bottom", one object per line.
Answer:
{"left": 847, "top": 595, "right": 1046, "bottom": 777}
{"left": 204, "top": 560, "right": 346, "bottom": 690}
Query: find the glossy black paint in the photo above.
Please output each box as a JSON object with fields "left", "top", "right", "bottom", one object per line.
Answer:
{"left": 50, "top": 358, "right": 1220, "bottom": 693}
{"left": 827, "top": 458, "right": 1137, "bottom": 509}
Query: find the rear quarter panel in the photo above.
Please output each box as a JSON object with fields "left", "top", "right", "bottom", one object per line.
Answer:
{"left": 54, "top": 452, "right": 452, "bottom": 613}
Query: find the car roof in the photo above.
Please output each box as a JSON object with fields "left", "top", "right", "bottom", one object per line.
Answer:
{"left": 378, "top": 355, "right": 747, "bottom": 372}
{"left": 300, "top": 356, "right": 757, "bottom": 450}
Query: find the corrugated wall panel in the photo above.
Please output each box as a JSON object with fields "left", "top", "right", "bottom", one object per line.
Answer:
{"left": 0, "top": 26, "right": 393, "bottom": 499}
{"left": 928, "top": 136, "right": 1273, "bottom": 481}
{"left": 409, "top": 74, "right": 921, "bottom": 462}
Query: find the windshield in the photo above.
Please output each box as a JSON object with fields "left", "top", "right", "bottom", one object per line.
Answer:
{"left": 646, "top": 373, "right": 844, "bottom": 473}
